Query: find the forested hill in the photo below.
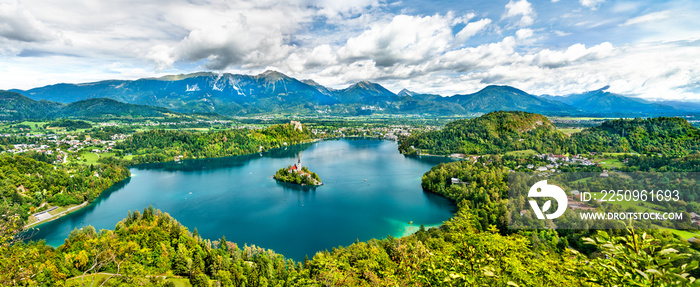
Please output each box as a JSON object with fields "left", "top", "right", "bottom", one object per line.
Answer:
{"left": 400, "top": 112, "right": 700, "bottom": 156}
{"left": 0, "top": 90, "right": 183, "bottom": 120}
{"left": 569, "top": 117, "right": 700, "bottom": 155}
{"left": 398, "top": 111, "right": 569, "bottom": 155}
{"left": 116, "top": 122, "right": 315, "bottom": 164}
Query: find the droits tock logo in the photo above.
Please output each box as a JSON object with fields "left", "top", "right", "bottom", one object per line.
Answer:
{"left": 528, "top": 180, "right": 567, "bottom": 219}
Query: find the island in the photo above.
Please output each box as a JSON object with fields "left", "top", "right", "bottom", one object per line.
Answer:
{"left": 274, "top": 158, "right": 322, "bottom": 186}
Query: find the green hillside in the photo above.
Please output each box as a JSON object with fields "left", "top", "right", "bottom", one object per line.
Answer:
{"left": 570, "top": 117, "right": 700, "bottom": 155}
{"left": 399, "top": 111, "right": 569, "bottom": 155}
{"left": 0, "top": 90, "right": 61, "bottom": 120}
{"left": 0, "top": 90, "right": 193, "bottom": 120}
{"left": 400, "top": 112, "right": 700, "bottom": 156}
{"left": 57, "top": 98, "right": 176, "bottom": 119}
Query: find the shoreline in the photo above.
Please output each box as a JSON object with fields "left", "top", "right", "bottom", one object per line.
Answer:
{"left": 25, "top": 201, "right": 88, "bottom": 229}
{"left": 396, "top": 222, "right": 444, "bottom": 238}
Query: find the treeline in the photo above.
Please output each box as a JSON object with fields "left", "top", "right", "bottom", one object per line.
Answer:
{"left": 0, "top": 154, "right": 130, "bottom": 227}
{"left": 570, "top": 117, "right": 700, "bottom": 155}
{"left": 45, "top": 119, "right": 92, "bottom": 130}
{"left": 115, "top": 123, "right": 314, "bottom": 164}
{"left": 400, "top": 111, "right": 700, "bottom": 156}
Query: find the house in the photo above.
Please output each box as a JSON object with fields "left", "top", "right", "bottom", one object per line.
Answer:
{"left": 571, "top": 190, "right": 580, "bottom": 196}
{"left": 450, "top": 178, "right": 469, "bottom": 185}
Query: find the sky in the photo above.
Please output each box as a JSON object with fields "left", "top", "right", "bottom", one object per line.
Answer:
{"left": 0, "top": 0, "right": 699, "bottom": 101}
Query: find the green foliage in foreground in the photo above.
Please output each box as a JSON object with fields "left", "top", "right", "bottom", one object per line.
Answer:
{"left": 115, "top": 123, "right": 315, "bottom": 164}
{"left": 1, "top": 157, "right": 697, "bottom": 286}
{"left": 274, "top": 166, "right": 322, "bottom": 186}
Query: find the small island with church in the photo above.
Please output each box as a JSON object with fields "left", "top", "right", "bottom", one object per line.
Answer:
{"left": 274, "top": 157, "right": 323, "bottom": 186}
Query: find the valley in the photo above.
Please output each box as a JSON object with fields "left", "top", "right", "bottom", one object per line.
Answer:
{"left": 0, "top": 111, "right": 699, "bottom": 286}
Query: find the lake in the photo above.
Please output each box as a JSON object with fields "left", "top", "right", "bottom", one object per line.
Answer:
{"left": 28, "top": 139, "right": 457, "bottom": 260}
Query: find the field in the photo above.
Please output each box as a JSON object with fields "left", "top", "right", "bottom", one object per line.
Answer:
{"left": 585, "top": 191, "right": 665, "bottom": 213}
{"left": 76, "top": 151, "right": 116, "bottom": 165}
{"left": 65, "top": 274, "right": 192, "bottom": 286}
{"left": 666, "top": 228, "right": 700, "bottom": 240}
{"left": 505, "top": 149, "right": 537, "bottom": 157}
{"left": 557, "top": 128, "right": 584, "bottom": 135}
{"left": 597, "top": 158, "right": 625, "bottom": 169}
{"left": 549, "top": 117, "right": 619, "bottom": 121}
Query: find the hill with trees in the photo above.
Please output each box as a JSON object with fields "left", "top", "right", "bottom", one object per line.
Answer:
{"left": 116, "top": 122, "right": 316, "bottom": 164}
{"left": 0, "top": 90, "right": 185, "bottom": 120}
{"left": 570, "top": 117, "right": 700, "bottom": 155}
{"left": 399, "top": 111, "right": 570, "bottom": 155}
{"left": 400, "top": 112, "right": 700, "bottom": 156}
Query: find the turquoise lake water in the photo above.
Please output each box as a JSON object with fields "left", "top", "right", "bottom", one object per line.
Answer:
{"left": 27, "top": 139, "right": 456, "bottom": 260}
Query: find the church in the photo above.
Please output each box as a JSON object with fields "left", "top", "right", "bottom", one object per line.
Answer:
{"left": 290, "top": 158, "right": 302, "bottom": 173}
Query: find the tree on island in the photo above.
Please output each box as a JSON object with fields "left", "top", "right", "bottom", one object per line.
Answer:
{"left": 274, "top": 159, "right": 322, "bottom": 186}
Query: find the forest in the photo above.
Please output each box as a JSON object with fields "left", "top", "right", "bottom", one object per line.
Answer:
{"left": 399, "top": 111, "right": 570, "bottom": 155}
{"left": 0, "top": 154, "right": 130, "bottom": 229}
{"left": 115, "top": 123, "right": 315, "bottom": 164}
{"left": 400, "top": 111, "right": 700, "bottom": 156}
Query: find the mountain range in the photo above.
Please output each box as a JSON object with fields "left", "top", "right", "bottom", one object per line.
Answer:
{"left": 4, "top": 70, "right": 699, "bottom": 119}
{"left": 0, "top": 90, "right": 179, "bottom": 120}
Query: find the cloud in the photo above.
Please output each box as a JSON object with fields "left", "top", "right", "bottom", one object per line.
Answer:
{"left": 309, "top": 0, "right": 381, "bottom": 19}
{"left": 147, "top": 1, "right": 315, "bottom": 70}
{"left": 0, "top": 0, "right": 699, "bottom": 104}
{"left": 621, "top": 11, "right": 671, "bottom": 26}
{"left": 503, "top": 0, "right": 536, "bottom": 27}
{"left": 533, "top": 42, "right": 615, "bottom": 68}
{"left": 455, "top": 18, "right": 492, "bottom": 44}
{"left": 0, "top": 0, "right": 55, "bottom": 43}
{"left": 579, "top": 0, "right": 605, "bottom": 10}
{"left": 553, "top": 30, "right": 572, "bottom": 36}
{"left": 338, "top": 14, "right": 454, "bottom": 67}
{"left": 516, "top": 28, "right": 534, "bottom": 39}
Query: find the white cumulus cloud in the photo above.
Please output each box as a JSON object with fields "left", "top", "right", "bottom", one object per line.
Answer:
{"left": 338, "top": 14, "right": 454, "bottom": 67}
{"left": 455, "top": 18, "right": 492, "bottom": 44}
{"left": 503, "top": 0, "right": 536, "bottom": 27}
